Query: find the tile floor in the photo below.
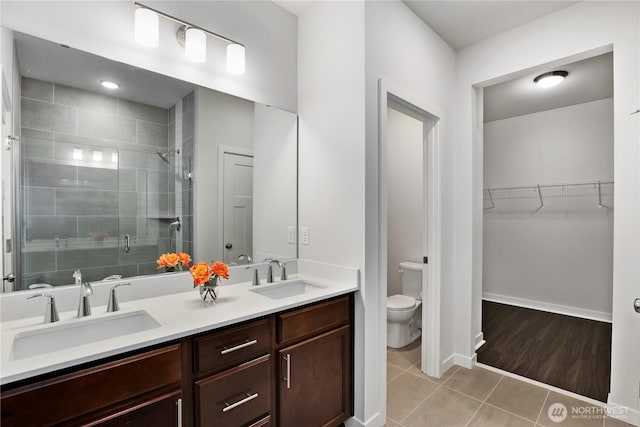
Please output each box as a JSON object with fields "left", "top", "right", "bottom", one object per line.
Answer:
{"left": 387, "top": 340, "right": 633, "bottom": 427}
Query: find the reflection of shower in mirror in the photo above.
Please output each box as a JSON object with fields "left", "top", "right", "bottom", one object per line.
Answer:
{"left": 156, "top": 148, "right": 180, "bottom": 163}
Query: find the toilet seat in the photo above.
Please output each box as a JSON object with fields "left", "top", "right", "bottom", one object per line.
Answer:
{"left": 387, "top": 294, "right": 416, "bottom": 311}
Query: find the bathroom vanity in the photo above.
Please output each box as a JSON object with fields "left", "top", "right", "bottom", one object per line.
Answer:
{"left": 0, "top": 273, "right": 357, "bottom": 427}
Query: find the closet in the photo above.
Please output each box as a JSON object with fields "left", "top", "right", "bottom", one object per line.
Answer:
{"left": 478, "top": 52, "right": 614, "bottom": 402}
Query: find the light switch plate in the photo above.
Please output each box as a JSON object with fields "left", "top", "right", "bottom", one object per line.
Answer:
{"left": 287, "top": 226, "right": 295, "bottom": 244}
{"left": 301, "top": 226, "right": 309, "bottom": 245}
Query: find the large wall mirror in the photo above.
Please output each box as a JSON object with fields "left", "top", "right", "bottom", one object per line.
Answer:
{"left": 1, "top": 30, "right": 297, "bottom": 292}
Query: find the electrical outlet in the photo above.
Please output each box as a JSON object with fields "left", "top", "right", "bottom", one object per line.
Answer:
{"left": 287, "top": 226, "right": 295, "bottom": 244}
{"left": 301, "top": 226, "right": 309, "bottom": 245}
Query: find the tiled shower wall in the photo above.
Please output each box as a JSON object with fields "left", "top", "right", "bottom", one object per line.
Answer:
{"left": 20, "top": 77, "right": 192, "bottom": 288}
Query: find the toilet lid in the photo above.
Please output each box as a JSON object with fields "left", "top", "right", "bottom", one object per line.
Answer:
{"left": 387, "top": 294, "right": 416, "bottom": 311}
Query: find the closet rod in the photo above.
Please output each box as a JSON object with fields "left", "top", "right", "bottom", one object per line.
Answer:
{"left": 484, "top": 180, "right": 613, "bottom": 192}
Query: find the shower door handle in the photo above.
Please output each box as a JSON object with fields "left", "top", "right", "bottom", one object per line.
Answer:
{"left": 634, "top": 298, "right": 640, "bottom": 314}
{"left": 124, "top": 234, "right": 131, "bottom": 253}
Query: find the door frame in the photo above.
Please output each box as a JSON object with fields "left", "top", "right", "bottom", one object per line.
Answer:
{"left": 216, "top": 145, "right": 253, "bottom": 263}
{"left": 378, "top": 79, "right": 443, "bottom": 378}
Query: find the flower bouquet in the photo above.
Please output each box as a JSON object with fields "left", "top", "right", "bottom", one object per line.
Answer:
{"left": 157, "top": 252, "right": 191, "bottom": 272}
{"left": 189, "top": 260, "right": 230, "bottom": 304}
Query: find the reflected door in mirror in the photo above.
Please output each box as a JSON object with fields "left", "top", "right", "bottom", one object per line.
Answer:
{"left": 223, "top": 153, "right": 253, "bottom": 264}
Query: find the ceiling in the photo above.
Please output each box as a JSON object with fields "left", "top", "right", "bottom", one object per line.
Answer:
{"left": 483, "top": 52, "right": 613, "bottom": 122}
{"left": 15, "top": 32, "right": 196, "bottom": 109}
{"left": 403, "top": 1, "right": 578, "bottom": 50}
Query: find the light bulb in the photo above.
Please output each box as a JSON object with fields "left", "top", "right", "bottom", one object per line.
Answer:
{"left": 185, "top": 28, "right": 206, "bottom": 63}
{"left": 227, "top": 44, "right": 245, "bottom": 75}
{"left": 134, "top": 8, "right": 159, "bottom": 48}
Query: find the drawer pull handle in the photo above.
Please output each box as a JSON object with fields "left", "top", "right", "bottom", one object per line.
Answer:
{"left": 220, "top": 339, "right": 258, "bottom": 355}
{"left": 283, "top": 353, "right": 291, "bottom": 389}
{"left": 177, "top": 398, "right": 182, "bottom": 427}
{"left": 222, "top": 392, "right": 259, "bottom": 413}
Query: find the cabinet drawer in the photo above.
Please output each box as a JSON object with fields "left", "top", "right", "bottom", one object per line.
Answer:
{"left": 1, "top": 344, "right": 182, "bottom": 427}
{"left": 194, "top": 317, "right": 272, "bottom": 375}
{"left": 195, "top": 354, "right": 271, "bottom": 427}
{"left": 278, "top": 295, "right": 350, "bottom": 345}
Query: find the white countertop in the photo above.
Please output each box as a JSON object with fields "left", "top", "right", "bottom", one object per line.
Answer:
{"left": 0, "top": 272, "right": 358, "bottom": 386}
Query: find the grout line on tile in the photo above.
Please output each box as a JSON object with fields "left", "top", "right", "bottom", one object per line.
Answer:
{"left": 535, "top": 390, "right": 550, "bottom": 425}
{"left": 484, "top": 401, "right": 543, "bottom": 424}
{"left": 397, "top": 383, "right": 443, "bottom": 425}
{"left": 461, "top": 375, "right": 505, "bottom": 427}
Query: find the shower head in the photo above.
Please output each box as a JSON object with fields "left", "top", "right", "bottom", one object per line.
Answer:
{"left": 169, "top": 217, "right": 181, "bottom": 232}
{"left": 156, "top": 149, "right": 180, "bottom": 163}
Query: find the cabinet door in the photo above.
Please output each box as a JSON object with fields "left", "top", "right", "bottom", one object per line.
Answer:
{"left": 278, "top": 325, "right": 351, "bottom": 427}
{"left": 81, "top": 390, "right": 182, "bottom": 427}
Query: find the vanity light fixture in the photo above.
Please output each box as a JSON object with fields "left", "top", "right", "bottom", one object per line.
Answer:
{"left": 100, "top": 80, "right": 120, "bottom": 90}
{"left": 534, "top": 70, "right": 568, "bottom": 88}
{"left": 134, "top": 2, "right": 245, "bottom": 74}
{"left": 134, "top": 7, "right": 159, "bottom": 48}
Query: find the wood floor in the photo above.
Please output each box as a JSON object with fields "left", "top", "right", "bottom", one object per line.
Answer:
{"left": 477, "top": 300, "right": 612, "bottom": 402}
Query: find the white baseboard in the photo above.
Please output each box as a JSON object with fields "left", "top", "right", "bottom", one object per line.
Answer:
{"left": 483, "top": 292, "right": 612, "bottom": 323}
{"left": 607, "top": 398, "right": 640, "bottom": 427}
{"left": 453, "top": 353, "right": 476, "bottom": 369}
{"left": 441, "top": 354, "right": 456, "bottom": 375}
{"left": 474, "top": 332, "right": 486, "bottom": 350}
{"left": 345, "top": 412, "right": 383, "bottom": 427}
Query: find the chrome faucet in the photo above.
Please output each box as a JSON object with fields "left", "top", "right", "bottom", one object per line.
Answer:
{"left": 27, "top": 293, "right": 59, "bottom": 323}
{"left": 237, "top": 254, "right": 253, "bottom": 265}
{"left": 246, "top": 266, "right": 260, "bottom": 286}
{"left": 267, "top": 259, "right": 287, "bottom": 283}
{"left": 74, "top": 270, "right": 93, "bottom": 317}
{"left": 107, "top": 282, "right": 131, "bottom": 312}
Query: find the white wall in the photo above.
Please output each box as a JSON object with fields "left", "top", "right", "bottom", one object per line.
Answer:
{"left": 297, "top": 0, "right": 366, "bottom": 424}
{"left": 455, "top": 2, "right": 640, "bottom": 422}
{"left": 253, "top": 103, "right": 297, "bottom": 261}
{"left": 483, "top": 98, "right": 614, "bottom": 320}
{"left": 194, "top": 87, "right": 254, "bottom": 262}
{"left": 363, "top": 1, "right": 457, "bottom": 424}
{"left": 386, "top": 107, "right": 423, "bottom": 297}
{"left": 0, "top": 1, "right": 297, "bottom": 112}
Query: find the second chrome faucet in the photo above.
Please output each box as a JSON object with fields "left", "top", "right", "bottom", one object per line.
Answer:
{"left": 74, "top": 270, "right": 93, "bottom": 318}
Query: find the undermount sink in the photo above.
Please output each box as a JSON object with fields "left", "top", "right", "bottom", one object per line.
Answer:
{"left": 10, "top": 310, "right": 160, "bottom": 360}
{"left": 250, "top": 280, "right": 326, "bottom": 300}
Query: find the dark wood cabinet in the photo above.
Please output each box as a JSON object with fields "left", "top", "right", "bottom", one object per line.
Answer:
{"left": 276, "top": 295, "right": 353, "bottom": 427}
{"left": 278, "top": 326, "right": 351, "bottom": 427}
{"left": 195, "top": 354, "right": 272, "bottom": 426}
{"left": 82, "top": 390, "right": 182, "bottom": 427}
{"left": 1, "top": 293, "right": 354, "bottom": 427}
{"left": 1, "top": 344, "right": 183, "bottom": 427}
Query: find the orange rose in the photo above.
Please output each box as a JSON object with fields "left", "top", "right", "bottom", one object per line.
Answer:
{"left": 157, "top": 253, "right": 180, "bottom": 269}
{"left": 190, "top": 262, "right": 212, "bottom": 286}
{"left": 212, "top": 261, "right": 229, "bottom": 280}
{"left": 177, "top": 252, "right": 192, "bottom": 267}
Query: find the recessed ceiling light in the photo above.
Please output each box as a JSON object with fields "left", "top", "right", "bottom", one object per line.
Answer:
{"left": 534, "top": 71, "right": 568, "bottom": 88}
{"left": 100, "top": 80, "right": 120, "bottom": 90}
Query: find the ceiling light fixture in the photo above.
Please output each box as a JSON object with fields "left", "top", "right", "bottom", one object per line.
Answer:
{"left": 100, "top": 80, "right": 120, "bottom": 90}
{"left": 534, "top": 70, "right": 568, "bottom": 88}
{"left": 134, "top": 2, "right": 245, "bottom": 74}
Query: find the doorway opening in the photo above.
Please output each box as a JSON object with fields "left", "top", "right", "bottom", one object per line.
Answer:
{"left": 477, "top": 51, "right": 614, "bottom": 402}
{"left": 379, "top": 81, "right": 443, "bottom": 391}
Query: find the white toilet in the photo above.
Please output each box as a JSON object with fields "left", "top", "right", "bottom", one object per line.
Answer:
{"left": 387, "top": 261, "right": 423, "bottom": 349}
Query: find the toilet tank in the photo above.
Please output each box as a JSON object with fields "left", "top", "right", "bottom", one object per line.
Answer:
{"left": 399, "top": 261, "right": 423, "bottom": 299}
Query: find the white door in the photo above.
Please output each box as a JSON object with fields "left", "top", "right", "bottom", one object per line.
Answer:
{"left": 222, "top": 153, "right": 253, "bottom": 264}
